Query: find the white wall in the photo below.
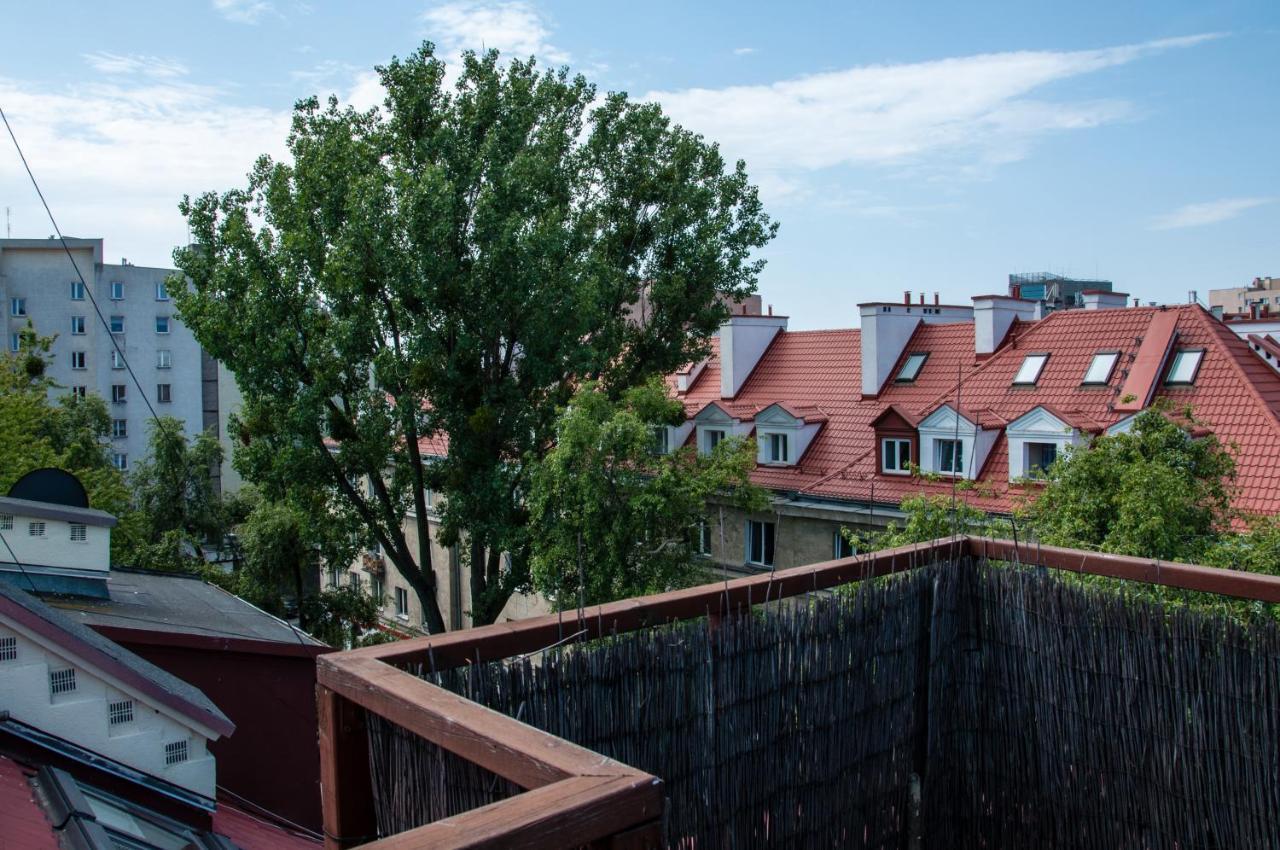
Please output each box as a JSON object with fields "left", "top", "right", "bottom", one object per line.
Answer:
{"left": 973, "top": 296, "right": 1037, "bottom": 355}
{"left": 0, "top": 616, "right": 217, "bottom": 799}
{"left": 719, "top": 315, "right": 786, "bottom": 398}
{"left": 859, "top": 302, "right": 974, "bottom": 396}
{"left": 1005, "top": 407, "right": 1085, "bottom": 481}
{"left": 0, "top": 513, "right": 109, "bottom": 574}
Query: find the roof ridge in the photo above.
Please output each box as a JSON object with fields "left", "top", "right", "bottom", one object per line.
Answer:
{"left": 1189, "top": 305, "right": 1280, "bottom": 434}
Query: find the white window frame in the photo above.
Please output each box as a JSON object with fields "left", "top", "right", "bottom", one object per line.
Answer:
{"left": 394, "top": 586, "right": 409, "bottom": 619}
{"left": 761, "top": 431, "right": 790, "bottom": 464}
{"left": 110, "top": 281, "right": 124, "bottom": 301}
{"left": 10, "top": 297, "right": 26, "bottom": 317}
{"left": 70, "top": 281, "right": 86, "bottom": 300}
{"left": 156, "top": 349, "right": 172, "bottom": 369}
{"left": 112, "top": 385, "right": 127, "bottom": 403}
{"left": 745, "top": 519, "right": 775, "bottom": 567}
{"left": 112, "top": 453, "right": 128, "bottom": 471}
{"left": 156, "top": 383, "right": 172, "bottom": 404}
{"left": 1024, "top": 442, "right": 1059, "bottom": 478}
{"left": 71, "top": 351, "right": 87, "bottom": 370}
{"left": 652, "top": 426, "right": 671, "bottom": 456}
{"left": 111, "top": 350, "right": 125, "bottom": 370}
{"left": 696, "top": 521, "right": 712, "bottom": 556}
{"left": 70, "top": 386, "right": 86, "bottom": 399}
{"left": 935, "top": 439, "right": 964, "bottom": 475}
{"left": 1165, "top": 349, "right": 1205, "bottom": 385}
{"left": 881, "top": 438, "right": 912, "bottom": 475}
{"left": 833, "top": 531, "right": 855, "bottom": 559}
{"left": 155, "top": 316, "right": 171, "bottom": 334}
{"left": 111, "top": 419, "right": 128, "bottom": 439}
{"left": 71, "top": 316, "right": 86, "bottom": 335}
{"left": 109, "top": 315, "right": 125, "bottom": 333}
{"left": 155, "top": 281, "right": 170, "bottom": 301}
{"left": 70, "top": 523, "right": 87, "bottom": 543}
{"left": 29, "top": 521, "right": 46, "bottom": 538}
{"left": 701, "top": 428, "right": 727, "bottom": 454}
{"left": 9, "top": 333, "right": 20, "bottom": 353}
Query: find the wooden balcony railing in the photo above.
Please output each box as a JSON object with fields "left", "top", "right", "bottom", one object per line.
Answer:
{"left": 316, "top": 535, "right": 1280, "bottom": 849}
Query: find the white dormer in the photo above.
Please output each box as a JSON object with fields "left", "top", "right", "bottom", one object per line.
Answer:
{"left": 753, "top": 404, "right": 824, "bottom": 467}
{"left": 917, "top": 404, "right": 1000, "bottom": 479}
{"left": 693, "top": 403, "right": 752, "bottom": 454}
{"left": 1005, "top": 406, "right": 1089, "bottom": 481}
{"left": 859, "top": 298, "right": 974, "bottom": 396}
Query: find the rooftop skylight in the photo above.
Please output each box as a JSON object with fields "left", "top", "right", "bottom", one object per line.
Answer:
{"left": 1012, "top": 353, "right": 1049, "bottom": 386}
{"left": 1082, "top": 352, "right": 1119, "bottom": 385}
{"left": 1165, "top": 349, "right": 1205, "bottom": 385}
{"left": 895, "top": 352, "right": 929, "bottom": 383}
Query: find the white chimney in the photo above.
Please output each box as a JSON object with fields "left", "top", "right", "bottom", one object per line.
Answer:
{"left": 860, "top": 299, "right": 974, "bottom": 396}
{"left": 1081, "top": 290, "right": 1130, "bottom": 310}
{"left": 973, "top": 295, "right": 1037, "bottom": 355}
{"left": 719, "top": 313, "right": 787, "bottom": 398}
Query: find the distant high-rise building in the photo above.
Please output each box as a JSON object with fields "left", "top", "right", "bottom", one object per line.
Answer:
{"left": 1009, "top": 273, "right": 1114, "bottom": 311}
{"left": 0, "top": 237, "right": 225, "bottom": 486}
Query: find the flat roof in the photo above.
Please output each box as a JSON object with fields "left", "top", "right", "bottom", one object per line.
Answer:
{"left": 47, "top": 569, "right": 325, "bottom": 647}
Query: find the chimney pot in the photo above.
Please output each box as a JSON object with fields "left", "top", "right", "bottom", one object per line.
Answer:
{"left": 768, "top": 304, "right": 773, "bottom": 316}
{"left": 904, "top": 290, "right": 911, "bottom": 306}
{"left": 919, "top": 292, "right": 925, "bottom": 305}
{"left": 934, "top": 292, "right": 940, "bottom": 306}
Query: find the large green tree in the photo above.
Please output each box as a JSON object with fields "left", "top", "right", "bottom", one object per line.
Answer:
{"left": 173, "top": 44, "right": 775, "bottom": 631}
{"left": 1028, "top": 406, "right": 1236, "bottom": 562}
{"left": 529, "top": 380, "right": 767, "bottom": 607}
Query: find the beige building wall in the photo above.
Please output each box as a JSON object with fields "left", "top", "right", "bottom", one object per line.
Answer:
{"left": 1209, "top": 277, "right": 1280, "bottom": 313}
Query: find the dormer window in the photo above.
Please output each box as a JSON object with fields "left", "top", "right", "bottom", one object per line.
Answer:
{"left": 651, "top": 426, "right": 671, "bottom": 456}
{"left": 702, "top": 429, "right": 726, "bottom": 453}
{"left": 1012, "top": 354, "right": 1049, "bottom": 386}
{"left": 1165, "top": 349, "right": 1205, "bottom": 385}
{"left": 935, "top": 439, "right": 964, "bottom": 475}
{"left": 764, "top": 432, "right": 790, "bottom": 464}
{"left": 882, "top": 438, "right": 912, "bottom": 475}
{"left": 1082, "top": 352, "right": 1119, "bottom": 385}
{"left": 895, "top": 352, "right": 929, "bottom": 383}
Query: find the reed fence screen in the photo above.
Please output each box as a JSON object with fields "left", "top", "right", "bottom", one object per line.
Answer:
{"left": 367, "top": 559, "right": 1280, "bottom": 849}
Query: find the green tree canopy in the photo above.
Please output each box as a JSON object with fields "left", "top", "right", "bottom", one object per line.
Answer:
{"left": 528, "top": 379, "right": 767, "bottom": 607}
{"left": 173, "top": 44, "right": 775, "bottom": 630}
{"left": 1028, "top": 406, "right": 1236, "bottom": 563}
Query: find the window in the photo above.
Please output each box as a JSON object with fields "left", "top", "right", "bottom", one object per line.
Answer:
{"left": 111, "top": 349, "right": 125, "bottom": 369}
{"left": 164, "top": 740, "right": 189, "bottom": 765}
{"left": 112, "top": 453, "right": 128, "bottom": 471}
{"left": 50, "top": 668, "right": 77, "bottom": 696}
{"left": 156, "top": 383, "right": 172, "bottom": 403}
{"left": 109, "top": 315, "right": 125, "bottom": 333}
{"left": 0, "top": 636, "right": 15, "bottom": 662}
{"left": 110, "top": 281, "right": 124, "bottom": 300}
{"left": 327, "top": 566, "right": 339, "bottom": 589}
{"left": 424, "top": 488, "right": 435, "bottom": 509}
{"left": 156, "top": 349, "right": 172, "bottom": 369}
{"left": 1165, "top": 349, "right": 1205, "bottom": 385}
{"left": 0, "top": 515, "right": 11, "bottom": 530}
{"left": 71, "top": 316, "right": 86, "bottom": 335}
{"left": 351, "top": 572, "right": 363, "bottom": 592}
{"left": 394, "top": 586, "right": 409, "bottom": 618}
{"left": 895, "top": 352, "right": 929, "bottom": 383}
{"left": 833, "top": 532, "right": 855, "bottom": 559}
{"left": 881, "top": 438, "right": 912, "bottom": 475}
{"left": 70, "top": 281, "right": 85, "bottom": 300}
{"left": 371, "top": 577, "right": 385, "bottom": 604}
{"left": 70, "top": 386, "right": 86, "bottom": 399}
{"left": 71, "top": 351, "right": 87, "bottom": 369}
{"left": 108, "top": 699, "right": 134, "bottom": 726}
{"left": 1082, "top": 352, "right": 1119, "bottom": 385}
{"left": 1012, "top": 353, "right": 1049, "bottom": 386}
{"left": 652, "top": 426, "right": 670, "bottom": 455}
{"left": 1025, "top": 442, "right": 1058, "bottom": 478}
{"left": 695, "top": 521, "right": 712, "bottom": 556}
{"left": 111, "top": 419, "right": 127, "bottom": 438}
{"left": 9, "top": 333, "right": 19, "bottom": 353}
{"left": 746, "top": 520, "right": 775, "bottom": 567}
{"left": 155, "top": 281, "right": 169, "bottom": 301}
{"left": 703, "top": 429, "right": 726, "bottom": 453}
{"left": 70, "top": 523, "right": 87, "bottom": 542}
{"left": 765, "top": 432, "right": 789, "bottom": 464}
{"left": 155, "top": 316, "right": 171, "bottom": 334}
{"left": 29, "top": 521, "right": 46, "bottom": 538}
{"left": 935, "top": 439, "right": 964, "bottom": 475}
{"left": 10, "top": 297, "right": 26, "bottom": 317}
{"left": 112, "top": 384, "right": 127, "bottom": 403}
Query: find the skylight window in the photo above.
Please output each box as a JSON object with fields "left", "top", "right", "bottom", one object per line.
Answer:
{"left": 1165, "top": 349, "right": 1205, "bottom": 385}
{"left": 895, "top": 352, "right": 929, "bottom": 383}
{"left": 1012, "top": 354, "right": 1049, "bottom": 386}
{"left": 1082, "top": 352, "right": 1119, "bottom": 385}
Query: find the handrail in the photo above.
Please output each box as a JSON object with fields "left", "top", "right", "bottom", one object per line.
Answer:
{"left": 317, "top": 535, "right": 1280, "bottom": 849}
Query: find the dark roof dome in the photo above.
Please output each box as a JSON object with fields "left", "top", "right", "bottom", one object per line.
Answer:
{"left": 7, "top": 468, "right": 89, "bottom": 508}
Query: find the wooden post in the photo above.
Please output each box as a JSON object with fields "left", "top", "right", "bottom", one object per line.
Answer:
{"left": 318, "top": 685, "right": 377, "bottom": 850}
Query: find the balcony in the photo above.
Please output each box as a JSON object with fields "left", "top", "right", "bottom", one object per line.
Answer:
{"left": 318, "top": 536, "right": 1280, "bottom": 849}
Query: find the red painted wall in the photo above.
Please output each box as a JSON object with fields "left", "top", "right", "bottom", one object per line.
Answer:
{"left": 93, "top": 627, "right": 331, "bottom": 832}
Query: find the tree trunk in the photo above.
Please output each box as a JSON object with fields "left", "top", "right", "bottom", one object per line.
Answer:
{"left": 396, "top": 551, "right": 446, "bottom": 634}
{"left": 293, "top": 558, "right": 306, "bottom": 631}
{"left": 469, "top": 538, "right": 486, "bottom": 627}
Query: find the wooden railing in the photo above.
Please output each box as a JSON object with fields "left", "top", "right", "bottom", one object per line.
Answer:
{"left": 316, "top": 536, "right": 1280, "bottom": 849}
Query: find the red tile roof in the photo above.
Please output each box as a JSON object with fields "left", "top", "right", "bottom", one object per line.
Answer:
{"left": 672, "top": 305, "right": 1280, "bottom": 517}
{"left": 212, "top": 801, "right": 322, "bottom": 849}
{"left": 0, "top": 756, "right": 58, "bottom": 850}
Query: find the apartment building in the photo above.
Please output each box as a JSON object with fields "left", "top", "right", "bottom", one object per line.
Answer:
{"left": 1210, "top": 276, "right": 1280, "bottom": 315}
{"left": 0, "top": 237, "right": 216, "bottom": 479}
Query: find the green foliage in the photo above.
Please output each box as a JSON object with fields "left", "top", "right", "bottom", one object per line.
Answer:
{"left": 848, "top": 494, "right": 1010, "bottom": 553}
{"left": 529, "top": 380, "right": 767, "bottom": 607}
{"left": 173, "top": 43, "right": 774, "bottom": 628}
{"left": 300, "top": 586, "right": 381, "bottom": 649}
{"left": 235, "top": 497, "right": 312, "bottom": 614}
{"left": 1028, "top": 407, "right": 1236, "bottom": 563}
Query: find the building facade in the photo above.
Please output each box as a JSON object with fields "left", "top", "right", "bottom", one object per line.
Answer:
{"left": 0, "top": 237, "right": 213, "bottom": 479}
{"left": 1209, "top": 276, "right": 1280, "bottom": 314}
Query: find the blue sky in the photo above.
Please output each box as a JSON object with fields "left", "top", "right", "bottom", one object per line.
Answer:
{"left": 1, "top": 0, "right": 1276, "bottom": 328}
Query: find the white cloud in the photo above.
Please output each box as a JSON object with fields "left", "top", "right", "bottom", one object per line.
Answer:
{"left": 345, "top": 70, "right": 386, "bottom": 111}
{"left": 645, "top": 34, "right": 1220, "bottom": 199}
{"left": 83, "top": 52, "right": 189, "bottom": 79}
{"left": 1149, "top": 197, "right": 1272, "bottom": 230}
{"left": 420, "top": 0, "right": 571, "bottom": 65}
{"left": 732, "top": 47, "right": 757, "bottom": 56}
{"left": 0, "top": 75, "right": 290, "bottom": 265}
{"left": 212, "top": 0, "right": 275, "bottom": 24}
